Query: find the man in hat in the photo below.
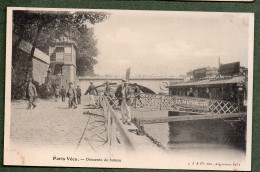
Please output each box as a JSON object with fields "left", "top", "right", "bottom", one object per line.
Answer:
{"left": 67, "top": 82, "right": 77, "bottom": 109}
{"left": 85, "top": 82, "right": 98, "bottom": 106}
{"left": 76, "top": 85, "right": 82, "bottom": 105}
{"left": 115, "top": 79, "right": 132, "bottom": 125}
{"left": 27, "top": 78, "right": 37, "bottom": 109}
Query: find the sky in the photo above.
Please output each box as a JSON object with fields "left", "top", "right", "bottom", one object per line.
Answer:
{"left": 92, "top": 10, "right": 251, "bottom": 77}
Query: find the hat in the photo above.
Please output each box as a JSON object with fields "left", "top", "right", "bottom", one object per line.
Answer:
{"left": 122, "top": 79, "right": 127, "bottom": 83}
{"left": 28, "top": 78, "right": 32, "bottom": 82}
{"left": 69, "top": 82, "right": 73, "bottom": 85}
{"left": 90, "top": 82, "right": 93, "bottom": 84}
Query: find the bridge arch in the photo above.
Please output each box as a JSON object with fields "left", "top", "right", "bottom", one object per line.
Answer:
{"left": 94, "top": 82, "right": 156, "bottom": 94}
{"left": 79, "top": 77, "right": 183, "bottom": 95}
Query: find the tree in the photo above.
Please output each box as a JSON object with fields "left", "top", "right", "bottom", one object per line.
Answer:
{"left": 12, "top": 10, "right": 109, "bottom": 98}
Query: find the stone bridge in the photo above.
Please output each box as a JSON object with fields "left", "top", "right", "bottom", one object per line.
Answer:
{"left": 78, "top": 76, "right": 183, "bottom": 94}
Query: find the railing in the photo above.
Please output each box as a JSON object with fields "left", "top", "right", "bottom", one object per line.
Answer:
{"left": 99, "top": 94, "right": 136, "bottom": 156}
{"left": 99, "top": 92, "right": 239, "bottom": 114}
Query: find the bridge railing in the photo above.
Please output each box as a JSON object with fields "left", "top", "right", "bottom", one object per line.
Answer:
{"left": 98, "top": 92, "right": 239, "bottom": 114}
{"left": 99, "top": 94, "right": 136, "bottom": 156}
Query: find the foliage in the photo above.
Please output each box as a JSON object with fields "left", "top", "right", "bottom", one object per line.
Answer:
{"left": 12, "top": 10, "right": 109, "bottom": 99}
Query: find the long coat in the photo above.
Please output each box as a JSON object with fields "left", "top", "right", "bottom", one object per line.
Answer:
{"left": 115, "top": 84, "right": 131, "bottom": 106}
{"left": 28, "top": 83, "right": 37, "bottom": 97}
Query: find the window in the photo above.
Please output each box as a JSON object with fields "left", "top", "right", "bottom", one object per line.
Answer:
{"left": 56, "top": 47, "right": 64, "bottom": 61}
{"left": 65, "top": 46, "right": 71, "bottom": 54}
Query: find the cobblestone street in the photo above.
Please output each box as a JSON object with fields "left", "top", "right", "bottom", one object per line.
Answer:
{"left": 10, "top": 96, "right": 103, "bottom": 150}
{"left": 10, "top": 96, "right": 162, "bottom": 156}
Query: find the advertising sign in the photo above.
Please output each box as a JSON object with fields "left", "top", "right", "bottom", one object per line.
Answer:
{"left": 220, "top": 62, "right": 240, "bottom": 76}
{"left": 193, "top": 68, "right": 207, "bottom": 79}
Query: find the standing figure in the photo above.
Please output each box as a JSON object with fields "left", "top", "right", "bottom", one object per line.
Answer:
{"left": 60, "top": 86, "right": 66, "bottom": 102}
{"left": 76, "top": 85, "right": 82, "bottom": 105}
{"left": 54, "top": 86, "right": 60, "bottom": 102}
{"left": 188, "top": 88, "right": 195, "bottom": 97}
{"left": 104, "top": 81, "right": 111, "bottom": 96}
{"left": 67, "top": 82, "right": 77, "bottom": 109}
{"left": 27, "top": 78, "right": 37, "bottom": 109}
{"left": 104, "top": 81, "right": 113, "bottom": 105}
{"left": 205, "top": 87, "right": 211, "bottom": 99}
{"left": 115, "top": 79, "right": 132, "bottom": 125}
{"left": 133, "top": 83, "right": 142, "bottom": 107}
{"left": 85, "top": 82, "right": 98, "bottom": 106}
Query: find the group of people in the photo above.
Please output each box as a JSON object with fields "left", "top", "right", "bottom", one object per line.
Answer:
{"left": 26, "top": 78, "right": 141, "bottom": 127}
{"left": 53, "top": 83, "right": 82, "bottom": 109}
{"left": 26, "top": 79, "right": 83, "bottom": 110}
{"left": 114, "top": 80, "right": 141, "bottom": 125}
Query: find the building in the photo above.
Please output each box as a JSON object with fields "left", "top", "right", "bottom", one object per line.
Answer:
{"left": 49, "top": 41, "right": 77, "bottom": 88}
{"left": 186, "top": 66, "right": 219, "bottom": 79}
{"left": 168, "top": 62, "right": 247, "bottom": 111}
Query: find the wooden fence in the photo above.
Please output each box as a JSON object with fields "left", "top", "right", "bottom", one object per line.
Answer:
{"left": 99, "top": 95, "right": 136, "bottom": 156}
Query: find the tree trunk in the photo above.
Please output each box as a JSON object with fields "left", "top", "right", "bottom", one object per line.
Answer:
{"left": 25, "top": 24, "right": 44, "bottom": 82}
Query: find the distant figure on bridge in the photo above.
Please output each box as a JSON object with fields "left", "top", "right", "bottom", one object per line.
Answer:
{"left": 76, "top": 85, "right": 82, "bottom": 105}
{"left": 85, "top": 82, "right": 98, "bottom": 106}
{"left": 67, "top": 82, "right": 77, "bottom": 109}
{"left": 115, "top": 79, "right": 132, "bottom": 125}
{"left": 60, "top": 86, "right": 66, "bottom": 102}
{"left": 27, "top": 78, "right": 37, "bottom": 109}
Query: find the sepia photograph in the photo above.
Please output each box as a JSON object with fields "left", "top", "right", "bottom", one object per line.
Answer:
{"left": 4, "top": 7, "right": 254, "bottom": 171}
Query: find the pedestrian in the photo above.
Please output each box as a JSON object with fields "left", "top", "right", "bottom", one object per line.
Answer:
{"left": 76, "top": 85, "right": 82, "bottom": 105}
{"left": 60, "top": 86, "right": 66, "bottom": 102}
{"left": 27, "top": 78, "right": 37, "bottom": 109}
{"left": 85, "top": 82, "right": 98, "bottom": 106}
{"left": 115, "top": 79, "right": 132, "bottom": 125}
{"left": 55, "top": 86, "right": 60, "bottom": 102}
{"left": 67, "top": 82, "right": 77, "bottom": 109}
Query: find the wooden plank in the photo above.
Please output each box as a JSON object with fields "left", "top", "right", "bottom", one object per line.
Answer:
{"left": 138, "top": 113, "right": 247, "bottom": 124}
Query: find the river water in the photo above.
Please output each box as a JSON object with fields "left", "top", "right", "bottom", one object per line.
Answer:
{"left": 132, "top": 110, "right": 246, "bottom": 161}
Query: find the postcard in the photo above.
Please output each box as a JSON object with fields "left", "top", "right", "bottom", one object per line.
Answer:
{"left": 4, "top": 7, "right": 254, "bottom": 171}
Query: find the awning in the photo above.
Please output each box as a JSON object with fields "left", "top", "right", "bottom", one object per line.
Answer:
{"left": 167, "top": 76, "right": 245, "bottom": 88}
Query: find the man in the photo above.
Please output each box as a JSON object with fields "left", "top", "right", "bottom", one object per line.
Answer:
{"left": 27, "top": 78, "right": 37, "bottom": 109}
{"left": 76, "top": 85, "right": 82, "bottom": 105}
{"left": 85, "top": 82, "right": 98, "bottom": 106}
{"left": 60, "top": 86, "right": 66, "bottom": 102}
{"left": 67, "top": 82, "right": 77, "bottom": 109}
{"left": 115, "top": 79, "right": 132, "bottom": 125}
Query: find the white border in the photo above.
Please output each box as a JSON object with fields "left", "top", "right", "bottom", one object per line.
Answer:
{"left": 4, "top": 7, "right": 254, "bottom": 171}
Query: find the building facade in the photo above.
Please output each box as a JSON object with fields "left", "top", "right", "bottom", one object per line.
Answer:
{"left": 49, "top": 41, "right": 77, "bottom": 88}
